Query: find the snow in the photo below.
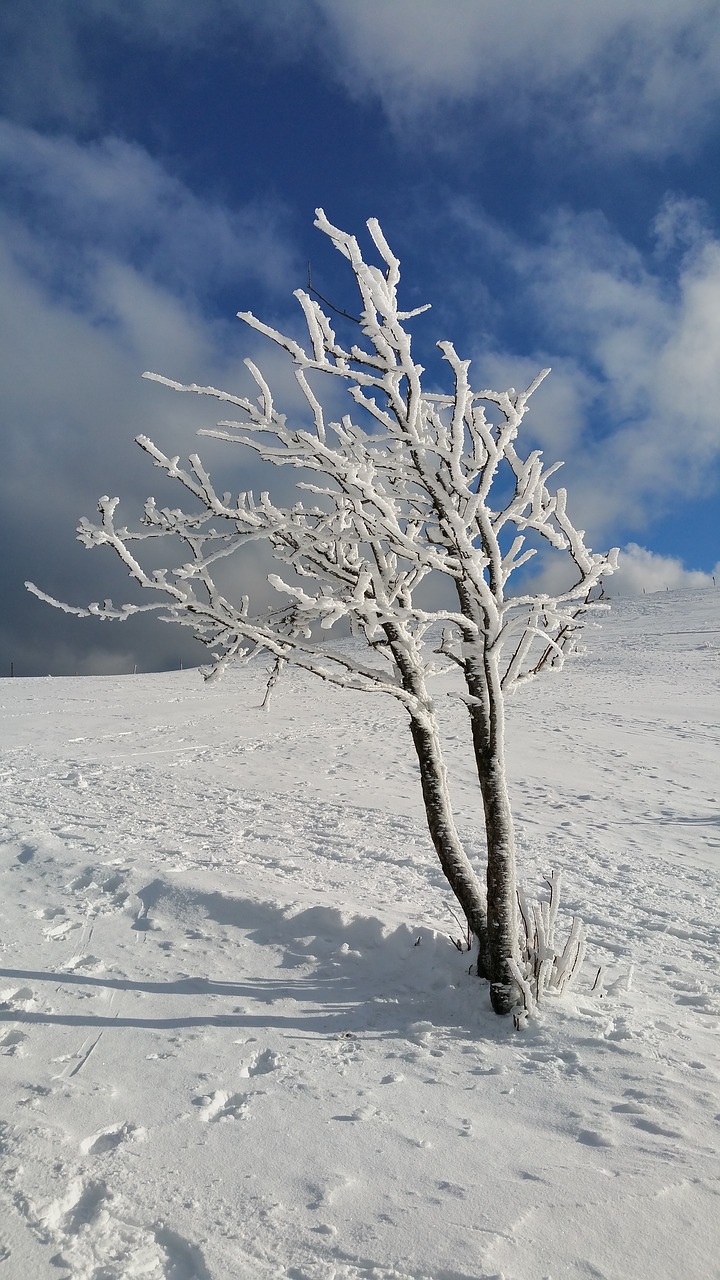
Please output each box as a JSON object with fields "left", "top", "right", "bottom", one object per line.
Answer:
{"left": 1, "top": 587, "right": 719, "bottom": 1280}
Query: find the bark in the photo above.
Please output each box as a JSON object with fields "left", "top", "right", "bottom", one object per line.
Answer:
{"left": 407, "top": 712, "right": 489, "bottom": 967}
{"left": 464, "top": 648, "right": 520, "bottom": 1014}
{"left": 383, "top": 624, "right": 489, "bottom": 965}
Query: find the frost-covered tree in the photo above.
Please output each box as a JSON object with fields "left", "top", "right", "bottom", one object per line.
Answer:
{"left": 28, "top": 211, "right": 618, "bottom": 1014}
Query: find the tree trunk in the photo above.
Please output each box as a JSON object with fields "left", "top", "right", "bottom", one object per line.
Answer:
{"left": 475, "top": 752, "right": 518, "bottom": 1014}
{"left": 464, "top": 649, "right": 520, "bottom": 1014}
{"left": 383, "top": 624, "right": 488, "bottom": 962}
{"left": 407, "top": 711, "right": 489, "bottom": 966}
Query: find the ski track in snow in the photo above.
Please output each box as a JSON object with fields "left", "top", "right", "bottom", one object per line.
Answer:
{"left": 0, "top": 588, "right": 718, "bottom": 1278}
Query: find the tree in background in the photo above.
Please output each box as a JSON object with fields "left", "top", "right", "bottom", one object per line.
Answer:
{"left": 28, "top": 211, "right": 618, "bottom": 1014}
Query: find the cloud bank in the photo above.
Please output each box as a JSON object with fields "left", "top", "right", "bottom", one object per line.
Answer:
{"left": 457, "top": 195, "right": 720, "bottom": 544}
{"left": 609, "top": 544, "right": 719, "bottom": 596}
{"left": 314, "top": 0, "right": 720, "bottom": 158}
{"left": 0, "top": 122, "right": 304, "bottom": 675}
{"left": 4, "top": 2, "right": 720, "bottom": 161}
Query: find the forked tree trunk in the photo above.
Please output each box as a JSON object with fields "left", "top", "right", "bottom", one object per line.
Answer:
{"left": 384, "top": 621, "right": 519, "bottom": 1012}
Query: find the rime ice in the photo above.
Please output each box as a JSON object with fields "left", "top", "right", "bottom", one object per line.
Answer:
{"left": 27, "top": 210, "right": 618, "bottom": 1015}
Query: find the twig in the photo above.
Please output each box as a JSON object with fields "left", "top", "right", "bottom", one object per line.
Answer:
{"left": 447, "top": 904, "right": 473, "bottom": 952}
{"left": 307, "top": 262, "right": 360, "bottom": 324}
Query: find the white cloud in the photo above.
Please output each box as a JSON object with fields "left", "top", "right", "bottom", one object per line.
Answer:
{"left": 313, "top": 0, "right": 720, "bottom": 158}
{"left": 454, "top": 197, "right": 720, "bottom": 544}
{"left": 3, "top": 3, "right": 720, "bottom": 160}
{"left": 465, "top": 349, "right": 597, "bottom": 458}
{"left": 608, "top": 544, "right": 719, "bottom": 596}
{"left": 513, "top": 542, "right": 718, "bottom": 602}
{"left": 0, "top": 121, "right": 296, "bottom": 300}
{"left": 0, "top": 124, "right": 315, "bottom": 672}
{"left": 0, "top": 222, "right": 304, "bottom": 672}
{"left": 652, "top": 194, "right": 714, "bottom": 260}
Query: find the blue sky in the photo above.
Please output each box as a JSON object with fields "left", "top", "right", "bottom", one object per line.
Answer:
{"left": 2, "top": 1, "right": 719, "bottom": 675}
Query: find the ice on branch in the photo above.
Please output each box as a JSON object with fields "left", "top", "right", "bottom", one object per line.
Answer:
{"left": 511, "top": 871, "right": 587, "bottom": 1027}
{"left": 27, "top": 208, "right": 619, "bottom": 1017}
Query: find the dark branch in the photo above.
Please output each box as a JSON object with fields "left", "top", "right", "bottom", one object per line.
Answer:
{"left": 307, "top": 261, "right": 360, "bottom": 324}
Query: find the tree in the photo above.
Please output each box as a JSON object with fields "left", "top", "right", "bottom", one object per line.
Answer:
{"left": 27, "top": 210, "right": 618, "bottom": 1014}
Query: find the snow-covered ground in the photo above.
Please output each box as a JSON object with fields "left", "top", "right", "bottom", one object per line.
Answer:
{"left": 1, "top": 588, "right": 718, "bottom": 1280}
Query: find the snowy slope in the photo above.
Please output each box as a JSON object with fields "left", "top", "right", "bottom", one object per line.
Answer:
{"left": 0, "top": 589, "right": 718, "bottom": 1280}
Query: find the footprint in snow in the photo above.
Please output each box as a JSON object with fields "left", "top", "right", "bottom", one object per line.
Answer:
{"left": 0, "top": 985, "right": 36, "bottom": 1010}
{"left": 132, "top": 914, "right": 163, "bottom": 932}
{"left": 193, "top": 1090, "right": 251, "bottom": 1122}
{"left": 438, "top": 1179, "right": 467, "bottom": 1198}
{"left": 0, "top": 995, "right": 34, "bottom": 1056}
{"left": 0, "top": 1028, "right": 27, "bottom": 1054}
{"left": 67, "top": 868, "right": 97, "bottom": 892}
{"left": 576, "top": 1128, "right": 616, "bottom": 1148}
{"left": 17, "top": 1084, "right": 51, "bottom": 1108}
{"left": 79, "top": 1122, "right": 145, "bottom": 1156}
{"left": 44, "top": 919, "right": 80, "bottom": 941}
{"left": 331, "top": 1104, "right": 381, "bottom": 1122}
{"left": 241, "top": 1048, "right": 281, "bottom": 1077}
{"left": 99, "top": 872, "right": 125, "bottom": 894}
{"left": 40, "top": 1175, "right": 109, "bottom": 1235}
{"left": 63, "top": 954, "right": 105, "bottom": 974}
{"left": 38, "top": 1176, "right": 210, "bottom": 1278}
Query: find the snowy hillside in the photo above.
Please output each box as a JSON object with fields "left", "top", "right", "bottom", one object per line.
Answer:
{"left": 1, "top": 588, "right": 718, "bottom": 1280}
